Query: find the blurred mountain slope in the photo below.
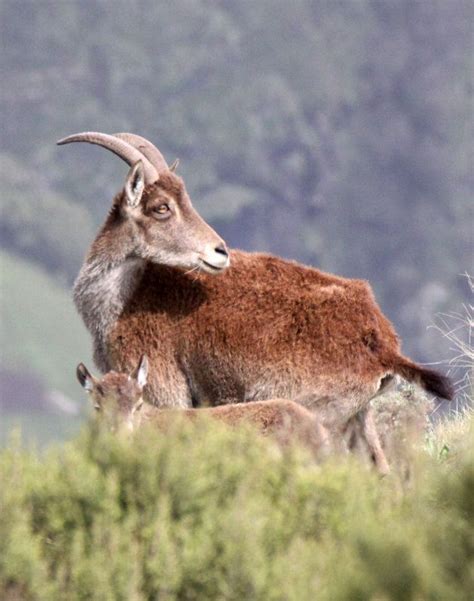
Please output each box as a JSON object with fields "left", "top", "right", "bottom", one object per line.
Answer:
{"left": 0, "top": 154, "right": 95, "bottom": 283}
{"left": 0, "top": 251, "right": 92, "bottom": 402}
{"left": 0, "top": 0, "right": 472, "bottom": 439}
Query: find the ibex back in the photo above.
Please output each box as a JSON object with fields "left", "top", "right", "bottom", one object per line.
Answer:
{"left": 60, "top": 132, "right": 453, "bottom": 439}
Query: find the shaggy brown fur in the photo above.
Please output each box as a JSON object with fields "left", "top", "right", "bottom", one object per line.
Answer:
{"left": 109, "top": 249, "right": 453, "bottom": 419}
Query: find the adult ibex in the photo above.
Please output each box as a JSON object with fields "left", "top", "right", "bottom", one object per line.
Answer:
{"left": 76, "top": 356, "right": 329, "bottom": 455}
{"left": 60, "top": 131, "right": 453, "bottom": 471}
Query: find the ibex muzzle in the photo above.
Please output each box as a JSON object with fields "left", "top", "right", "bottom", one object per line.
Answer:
{"left": 57, "top": 132, "right": 229, "bottom": 274}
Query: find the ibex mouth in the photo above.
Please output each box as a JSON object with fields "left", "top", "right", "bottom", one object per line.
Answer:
{"left": 198, "top": 258, "right": 229, "bottom": 274}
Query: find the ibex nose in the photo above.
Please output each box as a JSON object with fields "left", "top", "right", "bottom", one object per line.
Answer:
{"left": 201, "top": 241, "right": 230, "bottom": 272}
{"left": 214, "top": 243, "right": 229, "bottom": 257}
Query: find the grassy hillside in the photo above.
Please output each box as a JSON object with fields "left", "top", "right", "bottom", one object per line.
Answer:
{"left": 0, "top": 250, "right": 92, "bottom": 445}
{"left": 0, "top": 153, "right": 95, "bottom": 282}
{"left": 0, "top": 414, "right": 472, "bottom": 601}
{"left": 0, "top": 412, "right": 81, "bottom": 450}
{"left": 1, "top": 250, "right": 92, "bottom": 399}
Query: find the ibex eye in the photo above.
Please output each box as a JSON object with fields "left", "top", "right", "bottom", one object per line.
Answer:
{"left": 154, "top": 203, "right": 170, "bottom": 215}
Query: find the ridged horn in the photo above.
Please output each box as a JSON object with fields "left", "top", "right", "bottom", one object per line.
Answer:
{"left": 169, "top": 158, "right": 180, "bottom": 173}
{"left": 57, "top": 132, "right": 159, "bottom": 184}
{"left": 114, "top": 133, "right": 169, "bottom": 174}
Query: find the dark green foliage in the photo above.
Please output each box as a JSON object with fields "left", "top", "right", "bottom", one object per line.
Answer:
{"left": 0, "top": 155, "right": 95, "bottom": 283}
{"left": 1, "top": 417, "right": 472, "bottom": 600}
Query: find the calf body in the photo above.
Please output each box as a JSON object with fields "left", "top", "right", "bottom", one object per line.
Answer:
{"left": 77, "top": 358, "right": 329, "bottom": 456}
{"left": 141, "top": 401, "right": 329, "bottom": 455}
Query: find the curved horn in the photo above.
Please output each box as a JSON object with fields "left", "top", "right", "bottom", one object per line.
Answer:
{"left": 57, "top": 132, "right": 158, "bottom": 184}
{"left": 114, "top": 133, "right": 169, "bottom": 174}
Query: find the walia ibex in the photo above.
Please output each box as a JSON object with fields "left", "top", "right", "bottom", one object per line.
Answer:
{"left": 59, "top": 131, "right": 453, "bottom": 471}
{"left": 76, "top": 355, "right": 329, "bottom": 454}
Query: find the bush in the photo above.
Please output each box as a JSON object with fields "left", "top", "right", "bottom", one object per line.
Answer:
{"left": 0, "top": 416, "right": 472, "bottom": 601}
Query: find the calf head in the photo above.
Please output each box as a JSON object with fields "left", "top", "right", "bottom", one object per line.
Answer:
{"left": 76, "top": 355, "right": 148, "bottom": 432}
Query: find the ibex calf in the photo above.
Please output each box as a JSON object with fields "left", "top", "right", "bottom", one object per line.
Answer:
{"left": 76, "top": 356, "right": 330, "bottom": 455}
{"left": 60, "top": 132, "right": 453, "bottom": 473}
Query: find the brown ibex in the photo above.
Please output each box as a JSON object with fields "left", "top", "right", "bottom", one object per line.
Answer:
{"left": 60, "top": 131, "right": 453, "bottom": 472}
{"left": 76, "top": 356, "right": 330, "bottom": 455}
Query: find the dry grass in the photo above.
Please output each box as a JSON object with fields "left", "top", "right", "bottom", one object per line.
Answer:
{"left": 427, "top": 405, "right": 474, "bottom": 463}
{"left": 429, "top": 273, "right": 473, "bottom": 415}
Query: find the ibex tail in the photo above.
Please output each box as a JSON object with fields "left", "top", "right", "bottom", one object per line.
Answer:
{"left": 392, "top": 356, "right": 454, "bottom": 400}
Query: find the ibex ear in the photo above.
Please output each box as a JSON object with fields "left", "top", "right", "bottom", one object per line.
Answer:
{"left": 125, "top": 160, "right": 146, "bottom": 207}
{"left": 76, "top": 363, "right": 95, "bottom": 392}
{"left": 132, "top": 354, "right": 148, "bottom": 389}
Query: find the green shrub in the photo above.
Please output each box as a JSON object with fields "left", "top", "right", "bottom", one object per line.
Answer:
{"left": 0, "top": 416, "right": 472, "bottom": 600}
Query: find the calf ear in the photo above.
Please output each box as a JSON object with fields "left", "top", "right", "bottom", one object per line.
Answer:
{"left": 132, "top": 354, "right": 148, "bottom": 388}
{"left": 125, "top": 160, "right": 145, "bottom": 207}
{"left": 76, "top": 363, "right": 94, "bottom": 392}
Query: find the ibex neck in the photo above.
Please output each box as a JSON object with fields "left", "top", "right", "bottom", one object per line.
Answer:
{"left": 73, "top": 223, "right": 145, "bottom": 372}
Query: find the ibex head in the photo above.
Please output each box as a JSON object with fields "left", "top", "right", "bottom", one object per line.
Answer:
{"left": 58, "top": 132, "right": 229, "bottom": 274}
{"left": 76, "top": 355, "right": 148, "bottom": 431}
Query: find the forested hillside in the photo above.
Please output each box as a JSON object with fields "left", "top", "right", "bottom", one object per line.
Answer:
{"left": 0, "top": 1, "right": 472, "bottom": 436}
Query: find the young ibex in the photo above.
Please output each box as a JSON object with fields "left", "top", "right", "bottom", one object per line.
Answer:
{"left": 60, "top": 131, "right": 453, "bottom": 471}
{"left": 76, "top": 356, "right": 330, "bottom": 455}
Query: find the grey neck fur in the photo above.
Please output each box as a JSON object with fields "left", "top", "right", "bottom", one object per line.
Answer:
{"left": 73, "top": 256, "right": 145, "bottom": 372}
